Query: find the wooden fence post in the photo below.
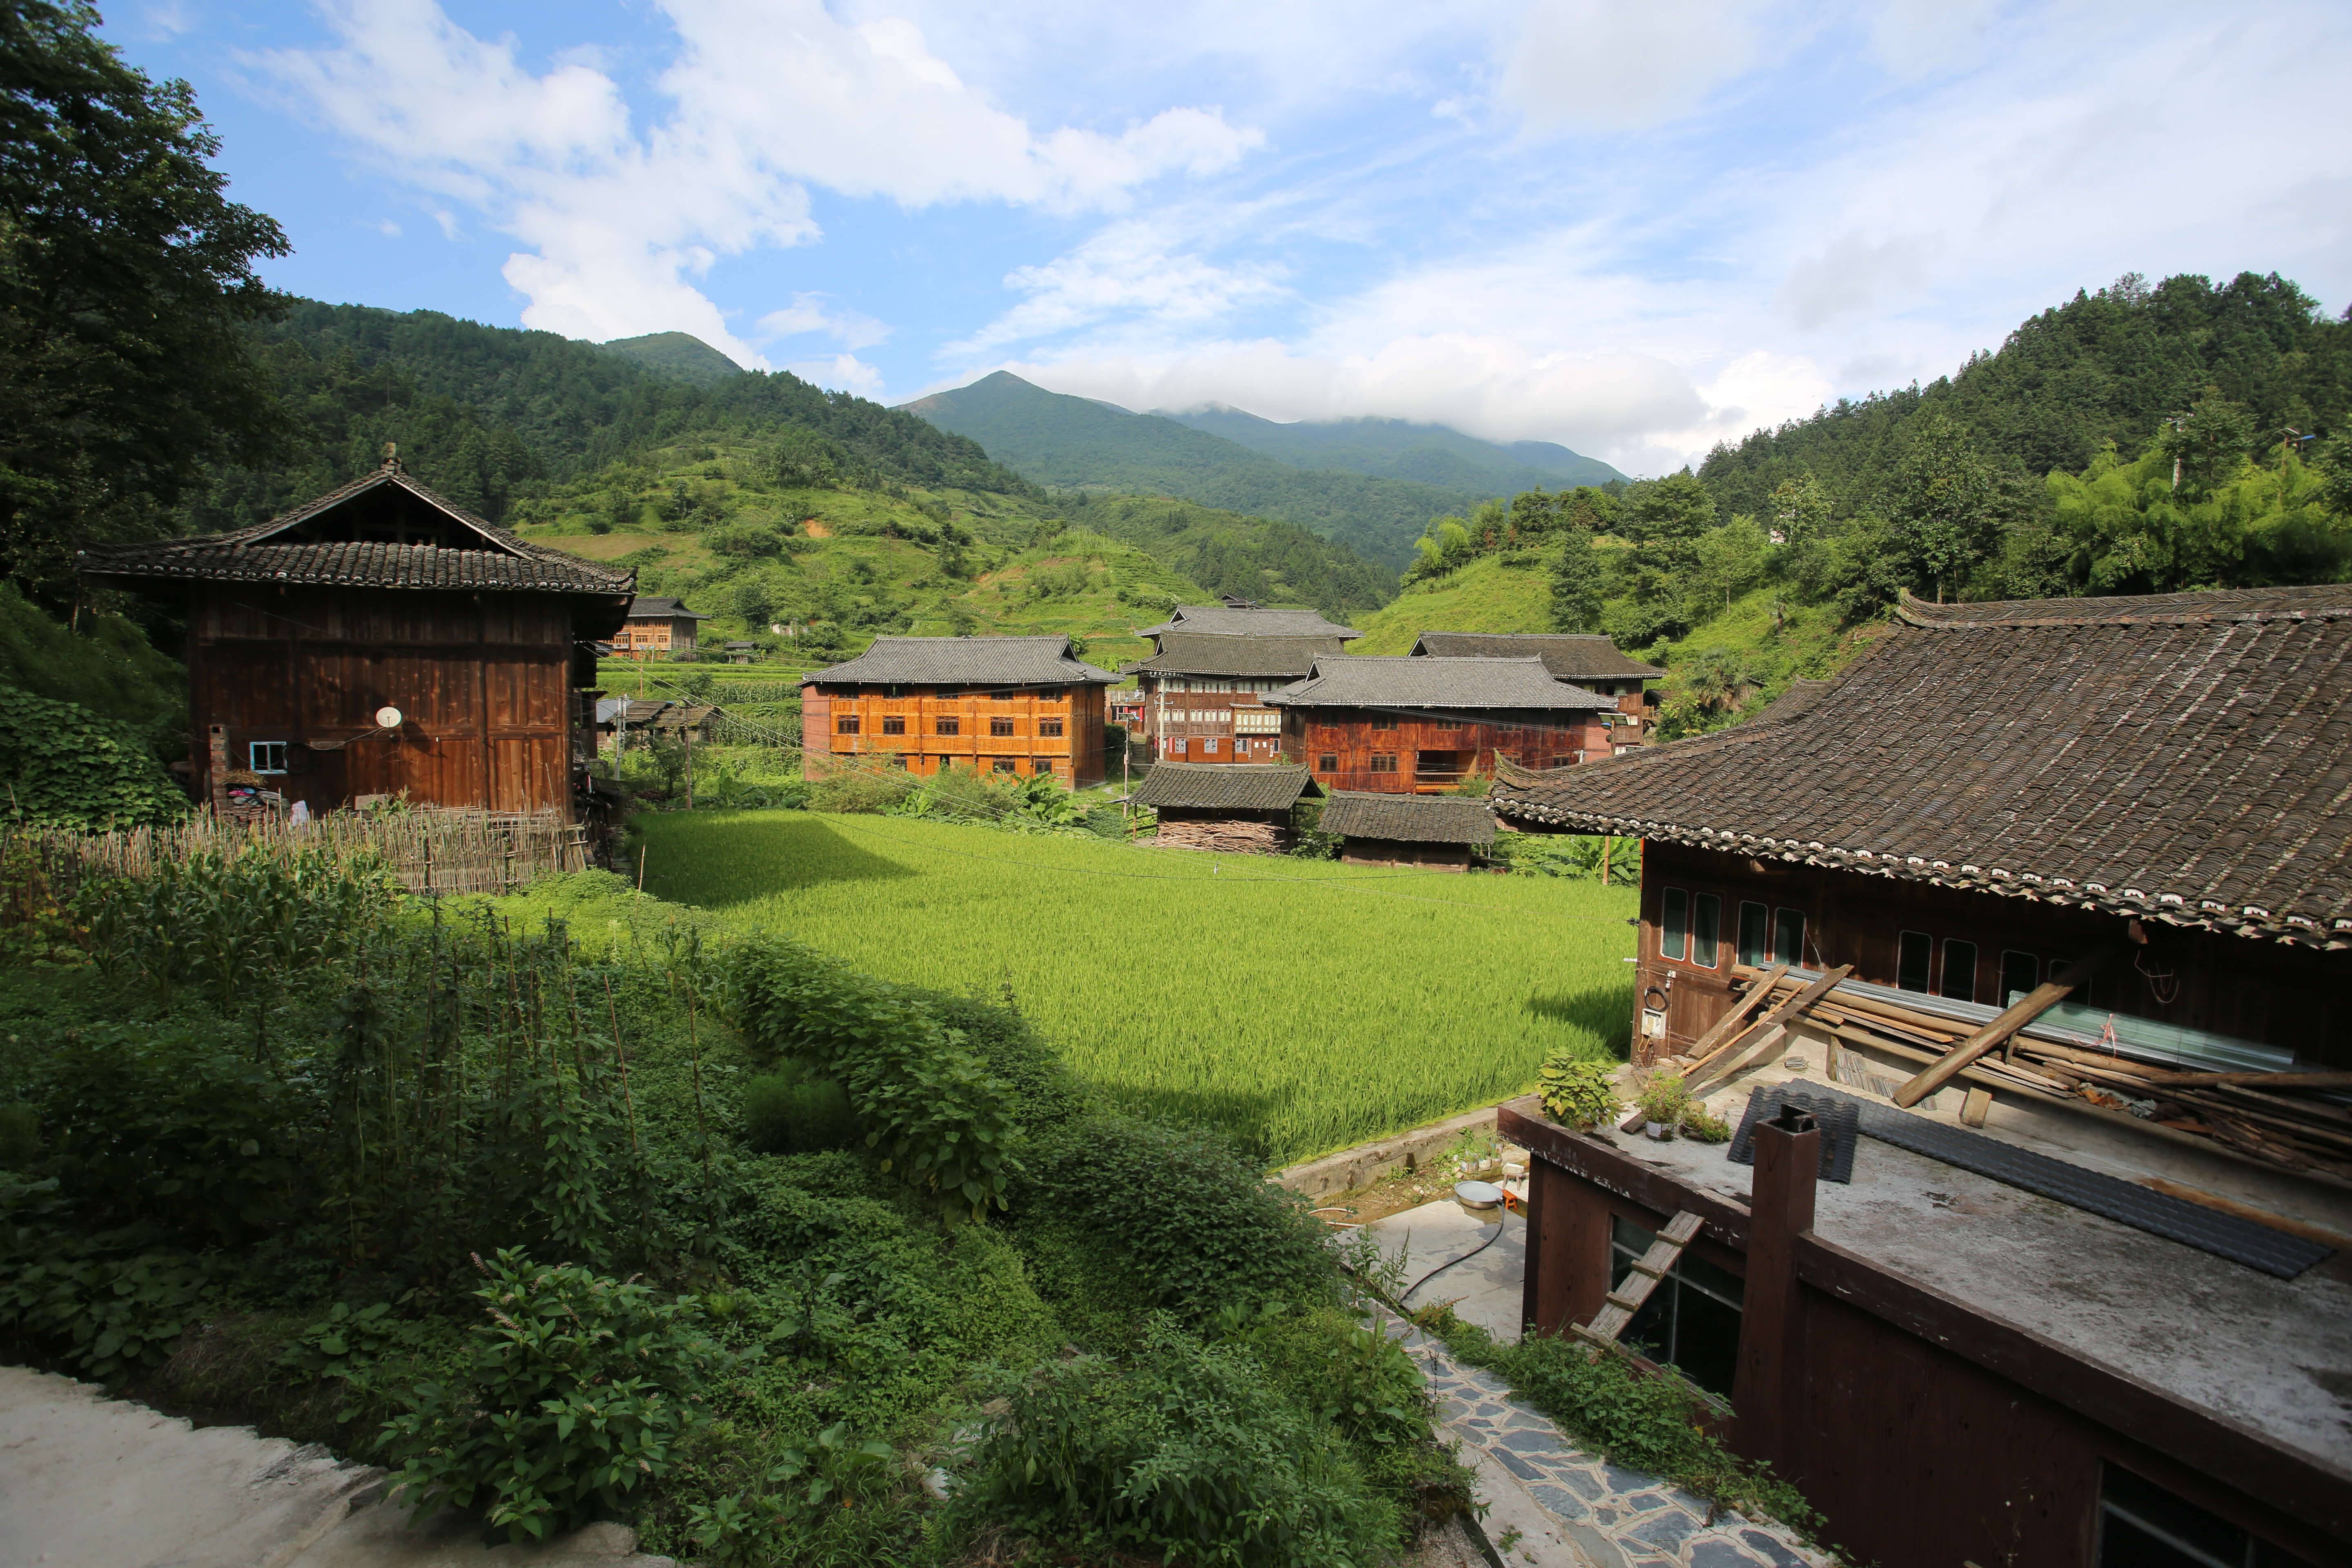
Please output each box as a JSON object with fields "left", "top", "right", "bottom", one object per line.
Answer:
{"left": 1731, "top": 1102, "right": 1819, "bottom": 1470}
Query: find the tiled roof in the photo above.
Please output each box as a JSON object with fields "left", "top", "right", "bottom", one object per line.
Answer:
{"left": 806, "top": 635, "right": 1118, "bottom": 687}
{"left": 1266, "top": 656, "right": 1619, "bottom": 711}
{"left": 1136, "top": 605, "right": 1362, "bottom": 639}
{"left": 1410, "top": 631, "right": 1664, "bottom": 681}
{"left": 1752, "top": 679, "right": 1834, "bottom": 726}
{"left": 1490, "top": 586, "right": 2352, "bottom": 949}
{"left": 75, "top": 465, "right": 633, "bottom": 597}
{"left": 1319, "top": 790, "right": 1497, "bottom": 846}
{"left": 1131, "top": 762, "right": 1317, "bottom": 812}
{"left": 628, "top": 596, "right": 708, "bottom": 621}
{"left": 1123, "top": 633, "right": 1347, "bottom": 678}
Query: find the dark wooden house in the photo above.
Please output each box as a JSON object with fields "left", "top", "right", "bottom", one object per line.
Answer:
{"left": 1127, "top": 604, "right": 1358, "bottom": 763}
{"left": 800, "top": 635, "right": 1116, "bottom": 786}
{"left": 1409, "top": 630, "right": 1663, "bottom": 747}
{"left": 1316, "top": 790, "right": 1495, "bottom": 871}
{"left": 1485, "top": 586, "right": 2352, "bottom": 1567}
{"left": 78, "top": 459, "right": 631, "bottom": 820}
{"left": 1129, "top": 762, "right": 1320, "bottom": 853}
{"left": 1266, "top": 655, "right": 1619, "bottom": 792}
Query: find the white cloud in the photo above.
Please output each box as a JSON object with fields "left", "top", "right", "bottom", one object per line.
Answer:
{"left": 1498, "top": 0, "right": 1769, "bottom": 132}
{"left": 786, "top": 353, "right": 886, "bottom": 397}
{"left": 949, "top": 222, "right": 1287, "bottom": 353}
{"left": 759, "top": 294, "right": 891, "bottom": 351}
{"left": 1775, "top": 233, "right": 1936, "bottom": 330}
{"left": 256, "top": 0, "right": 1261, "bottom": 363}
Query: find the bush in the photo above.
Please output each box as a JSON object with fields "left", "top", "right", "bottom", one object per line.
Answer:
{"left": 805, "top": 767, "right": 916, "bottom": 815}
{"left": 954, "top": 1319, "right": 1399, "bottom": 1567}
{"left": 0, "top": 687, "right": 187, "bottom": 828}
{"left": 740, "top": 1070, "right": 858, "bottom": 1155}
{"left": 380, "top": 1251, "right": 725, "bottom": 1544}
{"left": 1538, "top": 1055, "right": 1621, "bottom": 1129}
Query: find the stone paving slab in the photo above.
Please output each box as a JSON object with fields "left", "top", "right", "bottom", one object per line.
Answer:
{"left": 1369, "top": 1315, "right": 1833, "bottom": 1568}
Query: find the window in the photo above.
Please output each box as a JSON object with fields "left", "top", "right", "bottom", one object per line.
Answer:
{"left": 1039, "top": 717, "right": 1064, "bottom": 737}
{"left": 1318, "top": 754, "right": 1337, "bottom": 772}
{"left": 990, "top": 717, "right": 1016, "bottom": 737}
{"left": 992, "top": 757, "right": 1017, "bottom": 773}
{"left": 2097, "top": 1464, "right": 2311, "bottom": 1568}
{"left": 1369, "top": 753, "right": 1397, "bottom": 773}
{"left": 991, "top": 690, "right": 1015, "bottom": 701}
{"left": 1372, "top": 716, "right": 1397, "bottom": 731}
{"left": 1203, "top": 737, "right": 1221, "bottom": 753}
{"left": 881, "top": 716, "right": 906, "bottom": 735}
{"left": 1999, "top": 950, "right": 2039, "bottom": 1005}
{"left": 1661, "top": 888, "right": 1689, "bottom": 962}
{"left": 885, "top": 754, "right": 908, "bottom": 769}
{"left": 1772, "top": 908, "right": 1806, "bottom": 966}
{"left": 1040, "top": 688, "right": 1063, "bottom": 701}
{"left": 835, "top": 715, "right": 860, "bottom": 735}
{"left": 1898, "top": 931, "right": 1931, "bottom": 993}
{"left": 249, "top": 741, "right": 288, "bottom": 774}
{"left": 1553, "top": 755, "right": 1573, "bottom": 768}
{"left": 1939, "top": 940, "right": 1978, "bottom": 1002}
{"left": 935, "top": 717, "right": 961, "bottom": 736}
{"left": 1737, "top": 902, "right": 1768, "bottom": 969}
{"left": 933, "top": 689, "right": 959, "bottom": 700}
{"left": 1690, "top": 893, "right": 1721, "bottom": 968}
{"left": 1034, "top": 759, "right": 1058, "bottom": 776}
{"left": 1610, "top": 1215, "right": 1744, "bottom": 1399}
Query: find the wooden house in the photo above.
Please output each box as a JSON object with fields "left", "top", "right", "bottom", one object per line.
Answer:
{"left": 1486, "top": 585, "right": 2352, "bottom": 1567}
{"left": 1265, "top": 655, "right": 1619, "bottom": 793}
{"left": 77, "top": 458, "right": 631, "bottom": 820}
{"left": 1409, "top": 630, "right": 1664, "bottom": 746}
{"left": 1129, "top": 762, "right": 1320, "bottom": 853}
{"left": 615, "top": 596, "right": 707, "bottom": 660}
{"left": 1127, "top": 603, "right": 1358, "bottom": 763}
{"left": 725, "top": 641, "right": 757, "bottom": 664}
{"left": 1316, "top": 790, "right": 1495, "bottom": 871}
{"left": 800, "top": 635, "right": 1116, "bottom": 785}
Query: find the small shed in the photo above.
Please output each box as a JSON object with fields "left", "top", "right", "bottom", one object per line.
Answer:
{"left": 1130, "top": 762, "right": 1319, "bottom": 853}
{"left": 726, "top": 641, "right": 757, "bottom": 664}
{"left": 1319, "top": 790, "right": 1496, "bottom": 871}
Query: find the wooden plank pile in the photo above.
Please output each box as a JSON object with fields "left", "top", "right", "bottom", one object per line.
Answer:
{"left": 1724, "top": 965, "right": 2352, "bottom": 1181}
{"left": 1152, "top": 819, "right": 1287, "bottom": 855}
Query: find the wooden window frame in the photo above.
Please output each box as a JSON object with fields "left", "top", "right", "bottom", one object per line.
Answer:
{"left": 1736, "top": 900, "right": 1768, "bottom": 969}
{"left": 249, "top": 741, "right": 289, "bottom": 775}
{"left": 1369, "top": 753, "right": 1398, "bottom": 773}
{"left": 1771, "top": 907, "right": 1806, "bottom": 967}
{"left": 881, "top": 716, "right": 906, "bottom": 735}
{"left": 1039, "top": 717, "right": 1064, "bottom": 737}
{"left": 1690, "top": 892, "right": 1722, "bottom": 969}
{"left": 1318, "top": 754, "right": 1337, "bottom": 772}
{"left": 835, "top": 715, "right": 860, "bottom": 735}
{"left": 1660, "top": 887, "right": 1689, "bottom": 962}
{"left": 990, "top": 717, "right": 1016, "bottom": 737}
{"left": 935, "top": 717, "right": 961, "bottom": 736}
{"left": 991, "top": 757, "right": 1017, "bottom": 773}
{"left": 1939, "top": 938, "right": 1980, "bottom": 1003}
{"left": 1897, "top": 930, "right": 1932, "bottom": 994}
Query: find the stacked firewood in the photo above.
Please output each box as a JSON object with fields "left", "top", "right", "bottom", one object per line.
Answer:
{"left": 1727, "top": 966, "right": 2352, "bottom": 1181}
{"left": 1152, "top": 819, "right": 1287, "bottom": 855}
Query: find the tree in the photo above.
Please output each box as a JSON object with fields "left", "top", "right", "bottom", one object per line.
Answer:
{"left": 1677, "top": 647, "right": 1761, "bottom": 715}
{"left": 2153, "top": 389, "right": 2257, "bottom": 497}
{"left": 1548, "top": 529, "right": 1607, "bottom": 632}
{"left": 1769, "top": 472, "right": 1831, "bottom": 546}
{"left": 0, "top": 2, "right": 291, "bottom": 606}
{"left": 1883, "top": 411, "right": 1998, "bottom": 602}
{"left": 1690, "top": 515, "right": 1771, "bottom": 615}
{"left": 1619, "top": 471, "right": 1716, "bottom": 543}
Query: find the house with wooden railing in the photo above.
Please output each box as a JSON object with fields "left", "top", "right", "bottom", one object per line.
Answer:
{"left": 1263, "top": 655, "right": 1618, "bottom": 793}
{"left": 800, "top": 635, "right": 1117, "bottom": 785}
{"left": 1409, "top": 630, "right": 1664, "bottom": 746}
{"left": 1126, "top": 602, "right": 1359, "bottom": 764}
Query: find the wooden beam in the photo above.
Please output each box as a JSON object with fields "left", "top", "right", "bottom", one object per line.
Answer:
{"left": 1617, "top": 963, "right": 1794, "bottom": 1131}
{"left": 2136, "top": 1069, "right": 2352, "bottom": 1091}
{"left": 1685, "top": 964, "right": 1854, "bottom": 1098}
{"left": 1892, "top": 944, "right": 2122, "bottom": 1109}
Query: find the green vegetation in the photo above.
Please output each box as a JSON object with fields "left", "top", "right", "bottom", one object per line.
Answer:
{"left": 0, "top": 689, "right": 187, "bottom": 828}
{"left": 626, "top": 810, "right": 1636, "bottom": 1165}
{"left": 598, "top": 331, "right": 745, "bottom": 388}
{"left": 1164, "top": 404, "right": 1620, "bottom": 492}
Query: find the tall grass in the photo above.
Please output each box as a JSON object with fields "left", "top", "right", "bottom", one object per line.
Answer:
{"left": 627, "top": 811, "right": 1637, "bottom": 1165}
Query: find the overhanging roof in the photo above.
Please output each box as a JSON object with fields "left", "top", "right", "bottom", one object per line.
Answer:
{"left": 1137, "top": 604, "right": 1361, "bottom": 639}
{"left": 1267, "top": 655, "right": 1619, "bottom": 712}
{"left": 807, "top": 635, "right": 1117, "bottom": 687}
{"left": 1320, "top": 790, "right": 1497, "bottom": 845}
{"left": 1410, "top": 631, "right": 1664, "bottom": 682}
{"left": 1130, "top": 762, "right": 1318, "bottom": 811}
{"left": 1123, "top": 633, "right": 1346, "bottom": 679}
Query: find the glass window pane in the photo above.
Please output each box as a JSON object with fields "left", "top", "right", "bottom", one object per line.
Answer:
{"left": 1691, "top": 894, "right": 1721, "bottom": 969}
{"left": 1676, "top": 1251, "right": 1746, "bottom": 1308}
{"left": 1773, "top": 909, "right": 1805, "bottom": 966}
{"left": 2101, "top": 1468, "right": 2262, "bottom": 1568}
{"left": 1667, "top": 1281, "right": 1743, "bottom": 1399}
{"left": 2000, "top": 950, "right": 2039, "bottom": 1006}
{"left": 1737, "top": 902, "right": 1768, "bottom": 968}
{"left": 1612, "top": 1215, "right": 1656, "bottom": 1254}
{"left": 1661, "top": 890, "right": 1688, "bottom": 961}
{"left": 1940, "top": 940, "right": 1979, "bottom": 1002}
{"left": 1898, "top": 932, "right": 1931, "bottom": 993}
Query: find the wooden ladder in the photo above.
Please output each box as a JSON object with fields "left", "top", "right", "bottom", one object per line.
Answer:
{"left": 1571, "top": 1211, "right": 1702, "bottom": 1356}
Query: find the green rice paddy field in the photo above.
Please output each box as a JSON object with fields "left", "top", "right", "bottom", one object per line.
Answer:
{"left": 634, "top": 811, "right": 1638, "bottom": 1166}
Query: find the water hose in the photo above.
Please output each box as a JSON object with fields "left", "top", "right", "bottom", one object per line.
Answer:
{"left": 1400, "top": 1181, "right": 1520, "bottom": 1304}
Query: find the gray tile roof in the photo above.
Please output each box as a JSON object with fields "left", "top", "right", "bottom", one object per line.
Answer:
{"left": 1490, "top": 586, "right": 2352, "bottom": 949}
{"left": 1410, "top": 631, "right": 1664, "bottom": 681}
{"left": 806, "top": 635, "right": 1118, "bottom": 687}
{"left": 628, "top": 596, "right": 708, "bottom": 620}
{"left": 76, "top": 465, "right": 634, "bottom": 597}
{"left": 1131, "top": 762, "right": 1318, "bottom": 812}
{"left": 1319, "top": 790, "right": 1497, "bottom": 845}
{"left": 1751, "top": 679, "right": 1835, "bottom": 726}
{"left": 1266, "top": 656, "right": 1619, "bottom": 711}
{"left": 1123, "top": 633, "right": 1347, "bottom": 678}
{"left": 1136, "top": 605, "right": 1362, "bottom": 639}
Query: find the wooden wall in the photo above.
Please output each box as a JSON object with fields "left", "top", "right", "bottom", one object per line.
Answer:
{"left": 800, "top": 683, "right": 1105, "bottom": 786}
{"left": 1339, "top": 837, "right": 1474, "bottom": 871}
{"left": 1627, "top": 840, "right": 2352, "bottom": 1069}
{"left": 1285, "top": 707, "right": 1616, "bottom": 793}
{"left": 188, "top": 585, "right": 579, "bottom": 818}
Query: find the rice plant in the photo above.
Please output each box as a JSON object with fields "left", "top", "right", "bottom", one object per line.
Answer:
{"left": 630, "top": 811, "right": 1638, "bottom": 1165}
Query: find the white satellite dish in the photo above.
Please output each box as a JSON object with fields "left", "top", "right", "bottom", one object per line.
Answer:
{"left": 375, "top": 706, "right": 404, "bottom": 729}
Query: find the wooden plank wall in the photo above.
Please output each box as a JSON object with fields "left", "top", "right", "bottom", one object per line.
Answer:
{"left": 799, "top": 683, "right": 1106, "bottom": 786}
{"left": 1286, "top": 708, "right": 1616, "bottom": 794}
{"left": 1628, "top": 840, "right": 2352, "bottom": 1069}
{"left": 189, "top": 586, "right": 577, "bottom": 818}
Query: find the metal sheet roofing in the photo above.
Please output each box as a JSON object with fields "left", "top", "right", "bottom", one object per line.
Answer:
{"left": 1318, "top": 790, "right": 1498, "bottom": 845}
{"left": 1136, "top": 605, "right": 1362, "bottom": 639}
{"left": 1410, "top": 631, "right": 1664, "bottom": 681}
{"left": 1131, "top": 762, "right": 1317, "bottom": 811}
{"left": 806, "top": 635, "right": 1118, "bottom": 687}
{"left": 1490, "top": 586, "right": 2352, "bottom": 948}
{"left": 1266, "top": 655, "right": 1619, "bottom": 711}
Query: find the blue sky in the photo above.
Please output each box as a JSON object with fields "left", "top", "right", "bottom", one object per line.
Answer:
{"left": 108, "top": 0, "right": 2352, "bottom": 476}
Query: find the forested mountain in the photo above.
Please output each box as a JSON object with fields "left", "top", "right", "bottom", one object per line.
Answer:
{"left": 902, "top": 371, "right": 1507, "bottom": 568}
{"left": 1162, "top": 405, "right": 1621, "bottom": 492}
{"left": 1049, "top": 493, "right": 1395, "bottom": 616}
{"left": 599, "top": 331, "right": 745, "bottom": 388}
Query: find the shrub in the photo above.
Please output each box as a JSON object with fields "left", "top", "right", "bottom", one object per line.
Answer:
{"left": 805, "top": 767, "right": 916, "bottom": 815}
{"left": 1538, "top": 1054, "right": 1621, "bottom": 1129}
{"left": 380, "top": 1251, "right": 725, "bottom": 1544}
{"left": 0, "top": 687, "right": 187, "bottom": 828}
{"left": 741, "top": 1071, "right": 858, "bottom": 1155}
{"left": 954, "top": 1319, "right": 1398, "bottom": 1567}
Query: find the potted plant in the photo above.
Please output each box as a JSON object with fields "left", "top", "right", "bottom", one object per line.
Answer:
{"left": 1635, "top": 1072, "right": 1691, "bottom": 1140}
{"left": 1537, "top": 1055, "right": 1620, "bottom": 1132}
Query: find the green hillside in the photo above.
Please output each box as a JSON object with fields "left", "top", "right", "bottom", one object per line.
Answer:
{"left": 599, "top": 331, "right": 745, "bottom": 387}
{"left": 903, "top": 371, "right": 1502, "bottom": 568}
{"left": 1347, "top": 552, "right": 1561, "bottom": 652}
{"left": 1163, "top": 405, "right": 1621, "bottom": 492}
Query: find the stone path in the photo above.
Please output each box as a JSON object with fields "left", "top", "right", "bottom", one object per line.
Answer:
{"left": 1368, "top": 1314, "right": 1833, "bottom": 1568}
